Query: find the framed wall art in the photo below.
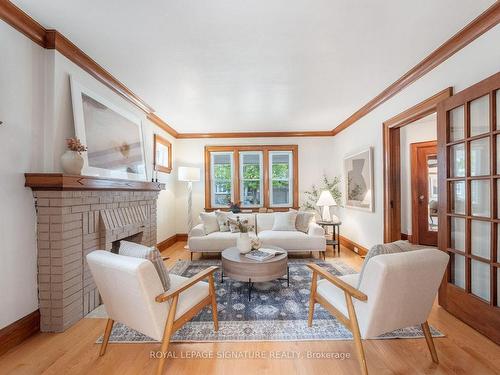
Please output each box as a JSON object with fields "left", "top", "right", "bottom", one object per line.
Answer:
{"left": 153, "top": 134, "right": 172, "bottom": 174}
{"left": 344, "top": 147, "right": 374, "bottom": 211}
{"left": 70, "top": 76, "right": 147, "bottom": 181}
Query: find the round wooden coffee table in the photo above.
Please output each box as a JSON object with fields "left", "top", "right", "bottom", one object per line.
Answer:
{"left": 221, "top": 246, "right": 289, "bottom": 301}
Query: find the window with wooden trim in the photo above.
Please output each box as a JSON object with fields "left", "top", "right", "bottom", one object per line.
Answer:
{"left": 210, "top": 152, "right": 233, "bottom": 207}
{"left": 204, "top": 145, "right": 298, "bottom": 210}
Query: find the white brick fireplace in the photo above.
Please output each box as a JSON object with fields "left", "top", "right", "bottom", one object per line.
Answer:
{"left": 25, "top": 174, "right": 164, "bottom": 332}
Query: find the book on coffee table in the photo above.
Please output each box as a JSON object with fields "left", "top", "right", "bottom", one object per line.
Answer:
{"left": 245, "top": 248, "right": 285, "bottom": 261}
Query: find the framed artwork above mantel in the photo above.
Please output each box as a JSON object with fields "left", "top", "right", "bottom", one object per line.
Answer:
{"left": 70, "top": 76, "right": 148, "bottom": 181}
{"left": 153, "top": 134, "right": 172, "bottom": 174}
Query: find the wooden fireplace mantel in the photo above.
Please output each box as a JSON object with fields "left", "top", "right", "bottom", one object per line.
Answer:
{"left": 25, "top": 173, "right": 165, "bottom": 191}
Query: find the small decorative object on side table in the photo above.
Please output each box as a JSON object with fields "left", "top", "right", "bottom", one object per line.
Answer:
{"left": 317, "top": 220, "right": 342, "bottom": 256}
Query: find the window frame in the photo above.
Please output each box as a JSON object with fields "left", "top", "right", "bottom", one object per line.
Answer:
{"left": 210, "top": 151, "right": 234, "bottom": 208}
{"left": 269, "top": 151, "right": 293, "bottom": 207}
{"left": 239, "top": 151, "right": 264, "bottom": 208}
{"left": 204, "top": 145, "right": 298, "bottom": 211}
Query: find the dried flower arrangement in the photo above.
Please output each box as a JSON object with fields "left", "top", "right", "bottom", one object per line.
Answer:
{"left": 66, "top": 138, "right": 87, "bottom": 154}
{"left": 227, "top": 216, "right": 254, "bottom": 233}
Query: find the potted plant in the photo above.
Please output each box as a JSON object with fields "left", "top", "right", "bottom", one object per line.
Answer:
{"left": 61, "top": 137, "right": 87, "bottom": 175}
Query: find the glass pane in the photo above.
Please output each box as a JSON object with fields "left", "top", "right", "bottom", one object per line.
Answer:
{"left": 450, "top": 143, "right": 465, "bottom": 177}
{"left": 497, "top": 135, "right": 500, "bottom": 174}
{"left": 214, "top": 193, "right": 231, "bottom": 206}
{"left": 272, "top": 181, "right": 290, "bottom": 205}
{"left": 211, "top": 152, "right": 232, "bottom": 207}
{"left": 450, "top": 217, "right": 465, "bottom": 251}
{"left": 271, "top": 154, "right": 290, "bottom": 179}
{"left": 241, "top": 181, "right": 261, "bottom": 205}
{"left": 240, "top": 152, "right": 262, "bottom": 207}
{"left": 471, "top": 220, "right": 490, "bottom": 259}
{"left": 270, "top": 152, "right": 292, "bottom": 206}
{"left": 497, "top": 91, "right": 500, "bottom": 131}
{"left": 428, "top": 155, "right": 438, "bottom": 231}
{"left": 471, "top": 180, "right": 490, "bottom": 217}
{"left": 470, "top": 137, "right": 490, "bottom": 176}
{"left": 452, "top": 253, "right": 466, "bottom": 289}
{"left": 450, "top": 180, "right": 465, "bottom": 214}
{"left": 470, "top": 95, "right": 490, "bottom": 136}
{"left": 449, "top": 105, "right": 465, "bottom": 141}
{"left": 497, "top": 225, "right": 500, "bottom": 262}
{"left": 498, "top": 180, "right": 500, "bottom": 219}
{"left": 497, "top": 268, "right": 500, "bottom": 307}
{"left": 471, "top": 260, "right": 490, "bottom": 302}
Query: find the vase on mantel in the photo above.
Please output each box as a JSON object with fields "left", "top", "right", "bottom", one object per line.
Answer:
{"left": 237, "top": 232, "right": 252, "bottom": 254}
{"left": 61, "top": 150, "right": 84, "bottom": 175}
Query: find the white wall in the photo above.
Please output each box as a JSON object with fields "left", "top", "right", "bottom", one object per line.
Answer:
{"left": 174, "top": 137, "right": 337, "bottom": 233}
{"left": 0, "top": 23, "right": 177, "bottom": 328}
{"left": 330, "top": 25, "right": 500, "bottom": 249}
{"left": 0, "top": 22, "right": 45, "bottom": 328}
{"left": 399, "top": 113, "right": 437, "bottom": 235}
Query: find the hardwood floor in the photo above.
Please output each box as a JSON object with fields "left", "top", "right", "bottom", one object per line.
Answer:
{"left": 0, "top": 242, "right": 498, "bottom": 375}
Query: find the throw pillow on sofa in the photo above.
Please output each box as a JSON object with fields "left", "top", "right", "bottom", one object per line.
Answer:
{"left": 272, "top": 210, "right": 298, "bottom": 231}
{"left": 119, "top": 240, "right": 171, "bottom": 291}
{"left": 199, "top": 212, "right": 220, "bottom": 234}
{"left": 290, "top": 209, "right": 315, "bottom": 233}
{"left": 215, "top": 211, "right": 231, "bottom": 232}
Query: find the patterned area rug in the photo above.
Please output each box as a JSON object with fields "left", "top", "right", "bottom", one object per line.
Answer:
{"left": 94, "top": 259, "right": 443, "bottom": 343}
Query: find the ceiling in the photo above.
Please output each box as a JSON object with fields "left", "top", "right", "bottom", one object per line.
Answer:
{"left": 12, "top": 0, "right": 495, "bottom": 133}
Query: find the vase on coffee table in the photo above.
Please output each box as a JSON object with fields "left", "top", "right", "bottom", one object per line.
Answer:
{"left": 237, "top": 232, "right": 252, "bottom": 254}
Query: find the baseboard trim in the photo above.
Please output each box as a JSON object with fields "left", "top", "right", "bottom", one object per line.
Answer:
{"left": 157, "top": 233, "right": 189, "bottom": 251}
{"left": 157, "top": 234, "right": 178, "bottom": 251}
{"left": 339, "top": 235, "right": 368, "bottom": 256}
{"left": 0, "top": 309, "right": 40, "bottom": 356}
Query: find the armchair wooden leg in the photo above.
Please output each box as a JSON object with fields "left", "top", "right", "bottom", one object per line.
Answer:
{"left": 345, "top": 295, "right": 368, "bottom": 375}
{"left": 208, "top": 274, "right": 219, "bottom": 331}
{"left": 421, "top": 321, "right": 439, "bottom": 364}
{"left": 308, "top": 271, "right": 317, "bottom": 327}
{"left": 99, "top": 319, "right": 114, "bottom": 357}
{"left": 156, "top": 295, "right": 178, "bottom": 375}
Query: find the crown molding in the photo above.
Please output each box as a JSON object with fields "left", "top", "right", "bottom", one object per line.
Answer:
{"left": 331, "top": 2, "right": 500, "bottom": 136}
{"left": 147, "top": 113, "right": 179, "bottom": 138}
{"left": 0, "top": 1, "right": 154, "bottom": 114}
{"left": 2, "top": 1, "right": 498, "bottom": 139}
{"left": 176, "top": 130, "right": 333, "bottom": 139}
{"left": 0, "top": 0, "right": 46, "bottom": 47}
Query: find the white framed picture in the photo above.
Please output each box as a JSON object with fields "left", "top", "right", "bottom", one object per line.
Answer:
{"left": 344, "top": 147, "right": 374, "bottom": 212}
{"left": 70, "top": 77, "right": 147, "bottom": 181}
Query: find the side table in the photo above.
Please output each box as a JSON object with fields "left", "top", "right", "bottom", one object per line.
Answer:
{"left": 317, "top": 221, "right": 342, "bottom": 256}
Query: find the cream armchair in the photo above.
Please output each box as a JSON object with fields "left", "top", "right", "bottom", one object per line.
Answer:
{"left": 86, "top": 250, "right": 218, "bottom": 375}
{"left": 308, "top": 249, "right": 449, "bottom": 375}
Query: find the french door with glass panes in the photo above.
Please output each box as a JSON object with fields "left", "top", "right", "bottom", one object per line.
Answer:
{"left": 437, "top": 72, "right": 500, "bottom": 344}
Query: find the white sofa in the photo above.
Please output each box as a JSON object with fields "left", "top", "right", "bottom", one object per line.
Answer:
{"left": 188, "top": 212, "right": 326, "bottom": 256}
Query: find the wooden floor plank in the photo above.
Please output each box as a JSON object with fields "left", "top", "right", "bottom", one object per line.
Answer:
{"left": 0, "top": 242, "right": 498, "bottom": 374}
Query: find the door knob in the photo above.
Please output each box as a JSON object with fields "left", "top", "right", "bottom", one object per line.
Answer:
{"left": 419, "top": 195, "right": 424, "bottom": 200}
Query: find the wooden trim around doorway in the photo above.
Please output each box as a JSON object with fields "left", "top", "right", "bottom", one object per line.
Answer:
{"left": 383, "top": 88, "right": 452, "bottom": 243}
{"left": 410, "top": 140, "right": 437, "bottom": 245}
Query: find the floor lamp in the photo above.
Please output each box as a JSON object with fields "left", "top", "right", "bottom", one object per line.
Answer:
{"left": 178, "top": 167, "right": 200, "bottom": 249}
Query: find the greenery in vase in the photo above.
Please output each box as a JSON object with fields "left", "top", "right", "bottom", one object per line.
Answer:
{"left": 302, "top": 174, "right": 342, "bottom": 214}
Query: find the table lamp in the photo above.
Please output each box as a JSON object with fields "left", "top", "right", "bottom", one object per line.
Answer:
{"left": 316, "top": 190, "right": 338, "bottom": 222}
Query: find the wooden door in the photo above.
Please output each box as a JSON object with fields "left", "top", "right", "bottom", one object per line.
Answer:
{"left": 411, "top": 141, "right": 438, "bottom": 246}
{"left": 437, "top": 72, "right": 500, "bottom": 344}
